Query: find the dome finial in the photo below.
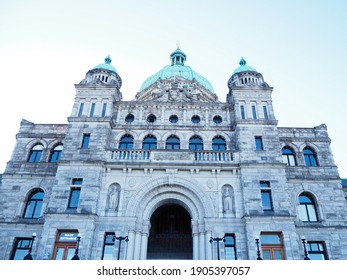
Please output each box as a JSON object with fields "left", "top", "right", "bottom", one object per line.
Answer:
{"left": 239, "top": 57, "right": 246, "bottom": 66}
{"left": 105, "top": 55, "right": 112, "bottom": 64}
{"left": 176, "top": 40, "right": 180, "bottom": 49}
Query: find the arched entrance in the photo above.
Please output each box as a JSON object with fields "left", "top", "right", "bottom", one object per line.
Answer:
{"left": 147, "top": 204, "right": 193, "bottom": 259}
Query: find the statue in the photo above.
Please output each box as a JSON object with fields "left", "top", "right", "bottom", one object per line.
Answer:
{"left": 222, "top": 186, "right": 233, "bottom": 213}
{"left": 108, "top": 185, "right": 120, "bottom": 211}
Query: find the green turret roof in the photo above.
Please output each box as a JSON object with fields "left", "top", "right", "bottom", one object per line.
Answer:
{"left": 93, "top": 55, "right": 118, "bottom": 73}
{"left": 232, "top": 57, "right": 257, "bottom": 75}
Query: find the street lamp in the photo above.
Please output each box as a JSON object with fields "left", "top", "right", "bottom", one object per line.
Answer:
{"left": 113, "top": 235, "right": 129, "bottom": 260}
{"left": 255, "top": 237, "right": 262, "bottom": 260}
{"left": 301, "top": 236, "right": 310, "bottom": 260}
{"left": 71, "top": 233, "right": 82, "bottom": 260}
{"left": 24, "top": 232, "right": 37, "bottom": 260}
{"left": 210, "top": 236, "right": 225, "bottom": 260}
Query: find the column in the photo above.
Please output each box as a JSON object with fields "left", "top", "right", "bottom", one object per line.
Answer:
{"left": 193, "top": 233, "right": 199, "bottom": 260}
{"left": 133, "top": 232, "right": 142, "bottom": 260}
{"left": 199, "top": 232, "right": 206, "bottom": 260}
{"left": 140, "top": 233, "right": 148, "bottom": 260}
{"left": 205, "top": 231, "right": 212, "bottom": 260}
{"left": 126, "top": 230, "right": 135, "bottom": 260}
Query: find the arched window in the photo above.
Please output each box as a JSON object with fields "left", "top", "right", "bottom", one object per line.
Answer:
{"left": 282, "top": 146, "right": 296, "bottom": 166}
{"left": 23, "top": 190, "right": 44, "bottom": 219}
{"left": 49, "top": 144, "right": 63, "bottom": 163}
{"left": 189, "top": 135, "right": 203, "bottom": 151}
{"left": 119, "top": 134, "right": 134, "bottom": 149}
{"left": 298, "top": 193, "right": 318, "bottom": 222}
{"left": 142, "top": 135, "right": 157, "bottom": 150}
{"left": 303, "top": 147, "right": 318, "bottom": 166}
{"left": 212, "top": 136, "right": 226, "bottom": 151}
{"left": 28, "top": 144, "right": 43, "bottom": 162}
{"left": 165, "top": 135, "right": 180, "bottom": 150}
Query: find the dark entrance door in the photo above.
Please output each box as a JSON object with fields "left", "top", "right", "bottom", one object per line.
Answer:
{"left": 147, "top": 204, "right": 193, "bottom": 259}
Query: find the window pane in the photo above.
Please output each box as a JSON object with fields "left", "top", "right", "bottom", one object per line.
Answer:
{"left": 273, "top": 250, "right": 283, "bottom": 260}
{"left": 260, "top": 234, "right": 281, "bottom": 245}
{"left": 103, "top": 245, "right": 115, "bottom": 260}
{"left": 298, "top": 205, "right": 309, "bottom": 221}
{"left": 288, "top": 155, "right": 296, "bottom": 166}
{"left": 81, "top": 134, "right": 90, "bottom": 148}
{"left": 55, "top": 248, "right": 65, "bottom": 260}
{"left": 263, "top": 250, "right": 271, "bottom": 260}
{"left": 255, "top": 137, "right": 263, "bottom": 150}
{"left": 225, "top": 247, "right": 236, "bottom": 260}
{"left": 67, "top": 248, "right": 75, "bottom": 260}
{"left": 307, "top": 205, "right": 318, "bottom": 221}
{"left": 68, "top": 189, "right": 80, "bottom": 208}
{"left": 261, "top": 191, "right": 273, "bottom": 210}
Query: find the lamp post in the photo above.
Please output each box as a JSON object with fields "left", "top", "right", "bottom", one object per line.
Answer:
{"left": 301, "top": 236, "right": 310, "bottom": 260}
{"left": 209, "top": 236, "right": 225, "bottom": 260}
{"left": 255, "top": 237, "right": 262, "bottom": 260}
{"left": 114, "top": 235, "right": 129, "bottom": 260}
{"left": 24, "top": 232, "right": 37, "bottom": 260}
{"left": 71, "top": 233, "right": 82, "bottom": 260}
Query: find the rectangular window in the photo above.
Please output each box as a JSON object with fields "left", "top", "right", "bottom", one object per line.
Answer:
{"left": 255, "top": 136, "right": 263, "bottom": 150}
{"left": 68, "top": 188, "right": 81, "bottom": 208}
{"left": 90, "top": 103, "right": 96, "bottom": 117}
{"left": 10, "top": 238, "right": 32, "bottom": 260}
{"left": 68, "top": 180, "right": 82, "bottom": 209}
{"left": 224, "top": 234, "right": 237, "bottom": 260}
{"left": 81, "top": 133, "right": 90, "bottom": 148}
{"left": 101, "top": 103, "right": 107, "bottom": 117}
{"left": 260, "top": 181, "right": 273, "bottom": 211}
{"left": 240, "top": 105, "right": 245, "bottom": 119}
{"left": 102, "top": 232, "right": 115, "bottom": 260}
{"left": 307, "top": 241, "right": 328, "bottom": 260}
{"left": 52, "top": 230, "right": 79, "bottom": 260}
{"left": 252, "top": 105, "right": 257, "bottom": 119}
{"left": 78, "top": 103, "right": 84, "bottom": 117}
{"left": 260, "top": 232, "right": 285, "bottom": 260}
{"left": 263, "top": 105, "right": 269, "bottom": 120}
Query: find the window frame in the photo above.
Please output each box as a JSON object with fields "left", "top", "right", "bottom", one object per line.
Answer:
{"left": 224, "top": 234, "right": 237, "bottom": 260}
{"left": 307, "top": 241, "right": 328, "bottom": 260}
{"left": 49, "top": 144, "right": 63, "bottom": 163}
{"left": 28, "top": 144, "right": 43, "bottom": 163}
{"left": 260, "top": 232, "right": 285, "bottom": 260}
{"left": 10, "top": 238, "right": 33, "bottom": 260}
{"left": 255, "top": 136, "right": 264, "bottom": 150}
{"left": 102, "top": 232, "right": 116, "bottom": 260}
{"left": 303, "top": 147, "right": 319, "bottom": 166}
{"left": 119, "top": 134, "right": 134, "bottom": 149}
{"left": 142, "top": 135, "right": 157, "bottom": 150}
{"left": 282, "top": 146, "right": 296, "bottom": 166}
{"left": 189, "top": 135, "right": 204, "bottom": 151}
{"left": 81, "top": 134, "right": 90, "bottom": 149}
{"left": 298, "top": 193, "right": 318, "bottom": 222}
{"left": 260, "top": 181, "right": 273, "bottom": 211}
{"left": 23, "top": 190, "right": 44, "bottom": 219}
{"left": 165, "top": 135, "right": 180, "bottom": 150}
{"left": 212, "top": 136, "right": 226, "bottom": 151}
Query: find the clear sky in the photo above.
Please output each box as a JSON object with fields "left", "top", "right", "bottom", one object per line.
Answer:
{"left": 0, "top": 0, "right": 346, "bottom": 177}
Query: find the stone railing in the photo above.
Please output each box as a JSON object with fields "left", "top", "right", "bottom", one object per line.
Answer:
{"left": 108, "top": 149, "right": 234, "bottom": 162}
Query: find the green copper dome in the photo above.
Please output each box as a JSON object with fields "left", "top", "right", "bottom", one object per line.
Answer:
{"left": 93, "top": 55, "right": 118, "bottom": 73}
{"left": 140, "top": 48, "right": 215, "bottom": 93}
{"left": 232, "top": 57, "right": 257, "bottom": 75}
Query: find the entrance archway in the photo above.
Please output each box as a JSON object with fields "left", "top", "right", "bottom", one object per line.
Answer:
{"left": 147, "top": 204, "right": 193, "bottom": 259}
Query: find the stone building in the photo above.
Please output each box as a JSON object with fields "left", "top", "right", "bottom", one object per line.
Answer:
{"left": 0, "top": 48, "right": 346, "bottom": 260}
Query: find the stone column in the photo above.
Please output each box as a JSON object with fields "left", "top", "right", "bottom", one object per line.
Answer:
{"left": 126, "top": 230, "right": 135, "bottom": 260}
{"left": 140, "top": 233, "right": 148, "bottom": 260}
{"left": 205, "top": 230, "right": 212, "bottom": 260}
{"left": 199, "top": 232, "right": 206, "bottom": 260}
{"left": 193, "top": 233, "right": 199, "bottom": 260}
{"left": 133, "top": 232, "right": 142, "bottom": 260}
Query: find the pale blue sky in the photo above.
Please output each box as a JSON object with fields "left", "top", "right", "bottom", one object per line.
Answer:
{"left": 0, "top": 0, "right": 346, "bottom": 177}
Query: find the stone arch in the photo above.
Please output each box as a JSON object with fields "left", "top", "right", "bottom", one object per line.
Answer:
{"left": 126, "top": 175, "right": 215, "bottom": 221}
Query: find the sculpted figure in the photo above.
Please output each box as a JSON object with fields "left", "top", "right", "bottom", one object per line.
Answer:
{"left": 108, "top": 185, "right": 120, "bottom": 211}
{"left": 222, "top": 187, "right": 233, "bottom": 212}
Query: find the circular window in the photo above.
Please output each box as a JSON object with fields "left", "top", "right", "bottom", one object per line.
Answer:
{"left": 213, "top": 115, "right": 223, "bottom": 124}
{"left": 147, "top": 114, "right": 157, "bottom": 123}
{"left": 169, "top": 115, "right": 178, "bottom": 123}
{"left": 191, "top": 115, "right": 201, "bottom": 123}
{"left": 125, "top": 114, "right": 134, "bottom": 123}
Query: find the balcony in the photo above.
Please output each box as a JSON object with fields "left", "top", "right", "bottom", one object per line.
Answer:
{"left": 108, "top": 149, "right": 235, "bottom": 163}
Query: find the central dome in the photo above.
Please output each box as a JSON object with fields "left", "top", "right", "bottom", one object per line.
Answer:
{"left": 139, "top": 48, "right": 215, "bottom": 93}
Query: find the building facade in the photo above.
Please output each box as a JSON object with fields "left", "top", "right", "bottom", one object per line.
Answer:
{"left": 0, "top": 48, "right": 346, "bottom": 260}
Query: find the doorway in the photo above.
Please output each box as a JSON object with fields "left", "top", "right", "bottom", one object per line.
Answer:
{"left": 147, "top": 204, "right": 192, "bottom": 259}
